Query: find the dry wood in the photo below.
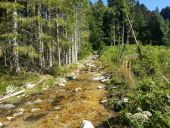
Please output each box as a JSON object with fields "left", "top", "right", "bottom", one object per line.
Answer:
{"left": 0, "top": 89, "right": 25, "bottom": 103}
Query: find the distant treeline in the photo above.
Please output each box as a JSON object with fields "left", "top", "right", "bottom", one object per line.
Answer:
{"left": 89, "top": 0, "right": 170, "bottom": 50}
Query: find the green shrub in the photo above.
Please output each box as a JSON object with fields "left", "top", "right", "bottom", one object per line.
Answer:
{"left": 101, "top": 45, "right": 170, "bottom": 128}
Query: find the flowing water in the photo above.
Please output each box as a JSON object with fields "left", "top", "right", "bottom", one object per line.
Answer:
{"left": 0, "top": 59, "right": 115, "bottom": 128}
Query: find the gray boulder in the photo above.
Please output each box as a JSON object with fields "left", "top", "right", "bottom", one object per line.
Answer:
{"left": 0, "top": 104, "right": 16, "bottom": 109}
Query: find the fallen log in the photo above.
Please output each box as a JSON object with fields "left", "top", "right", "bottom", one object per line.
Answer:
{"left": 0, "top": 89, "right": 25, "bottom": 103}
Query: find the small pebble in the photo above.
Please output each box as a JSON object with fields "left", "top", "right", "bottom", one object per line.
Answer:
{"left": 0, "top": 122, "right": 3, "bottom": 127}
{"left": 100, "top": 100, "right": 107, "bottom": 104}
{"left": 31, "top": 108, "right": 40, "bottom": 113}
{"left": 6, "top": 117, "right": 14, "bottom": 121}
{"left": 54, "top": 105, "right": 62, "bottom": 110}
{"left": 18, "top": 108, "right": 25, "bottom": 112}
{"left": 13, "top": 112, "right": 24, "bottom": 117}
{"left": 97, "top": 85, "right": 104, "bottom": 89}
{"left": 75, "top": 87, "right": 82, "bottom": 92}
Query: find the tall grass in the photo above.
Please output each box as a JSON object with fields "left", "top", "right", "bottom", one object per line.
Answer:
{"left": 100, "top": 45, "right": 170, "bottom": 127}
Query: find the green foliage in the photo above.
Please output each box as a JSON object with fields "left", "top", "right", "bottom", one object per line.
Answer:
{"left": 161, "top": 6, "right": 170, "bottom": 20}
{"left": 101, "top": 45, "right": 170, "bottom": 127}
{"left": 15, "top": 46, "right": 39, "bottom": 59}
{"left": 78, "top": 41, "right": 92, "bottom": 60}
{"left": 89, "top": 0, "right": 106, "bottom": 50}
{"left": 0, "top": 2, "right": 23, "bottom": 11}
{"left": 48, "top": 65, "right": 67, "bottom": 77}
{"left": 157, "top": 50, "right": 170, "bottom": 76}
{"left": 47, "top": 63, "right": 79, "bottom": 77}
{"left": 0, "top": 71, "right": 40, "bottom": 94}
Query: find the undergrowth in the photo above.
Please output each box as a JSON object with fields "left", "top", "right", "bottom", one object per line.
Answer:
{"left": 100, "top": 45, "right": 170, "bottom": 128}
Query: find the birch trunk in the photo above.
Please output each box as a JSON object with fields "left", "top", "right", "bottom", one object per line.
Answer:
{"left": 74, "top": 6, "right": 78, "bottom": 62}
{"left": 13, "top": 0, "right": 20, "bottom": 73}
{"left": 49, "top": 46, "right": 53, "bottom": 67}
{"left": 48, "top": 12, "right": 53, "bottom": 67}
{"left": 69, "top": 47, "right": 71, "bottom": 64}
{"left": 56, "top": 14, "right": 61, "bottom": 66}
{"left": 71, "top": 35, "right": 75, "bottom": 63}
{"left": 38, "top": 4, "right": 45, "bottom": 67}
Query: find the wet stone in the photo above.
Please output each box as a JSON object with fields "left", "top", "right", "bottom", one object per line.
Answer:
{"left": 54, "top": 105, "right": 62, "bottom": 110}
{"left": 13, "top": 112, "right": 24, "bottom": 118}
{"left": 6, "top": 117, "right": 14, "bottom": 121}
{"left": 97, "top": 85, "right": 104, "bottom": 89}
{"left": 100, "top": 100, "right": 107, "bottom": 104}
{"left": 0, "top": 122, "right": 4, "bottom": 127}
{"left": 75, "top": 87, "right": 83, "bottom": 92}
{"left": 0, "top": 104, "right": 16, "bottom": 109}
{"left": 31, "top": 108, "right": 41, "bottom": 113}
{"left": 17, "top": 108, "right": 25, "bottom": 113}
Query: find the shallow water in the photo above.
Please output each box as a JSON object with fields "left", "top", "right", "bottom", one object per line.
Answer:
{"left": 1, "top": 71, "right": 114, "bottom": 128}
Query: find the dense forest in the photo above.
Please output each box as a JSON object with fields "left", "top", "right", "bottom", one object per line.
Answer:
{"left": 90, "top": 0, "right": 170, "bottom": 50}
{"left": 0, "top": 0, "right": 170, "bottom": 73}
{"left": 0, "top": 0, "right": 170, "bottom": 128}
{"left": 0, "top": 0, "right": 91, "bottom": 73}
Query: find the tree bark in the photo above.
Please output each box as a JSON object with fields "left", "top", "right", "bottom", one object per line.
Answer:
{"left": 12, "top": 0, "right": 20, "bottom": 73}
{"left": 56, "top": 14, "right": 61, "bottom": 66}
{"left": 38, "top": 4, "right": 45, "bottom": 68}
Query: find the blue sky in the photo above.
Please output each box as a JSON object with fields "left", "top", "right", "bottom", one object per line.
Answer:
{"left": 91, "top": 0, "right": 170, "bottom": 11}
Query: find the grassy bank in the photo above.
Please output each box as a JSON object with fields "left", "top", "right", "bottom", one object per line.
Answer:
{"left": 0, "top": 63, "right": 79, "bottom": 96}
{"left": 99, "top": 45, "right": 170, "bottom": 127}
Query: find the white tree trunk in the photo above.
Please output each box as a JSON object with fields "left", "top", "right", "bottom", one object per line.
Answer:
{"left": 56, "top": 14, "right": 61, "bottom": 66}
{"left": 38, "top": 4, "right": 45, "bottom": 67}
{"left": 49, "top": 46, "right": 53, "bottom": 67}
{"left": 71, "top": 35, "right": 75, "bottom": 63}
{"left": 13, "top": 0, "right": 20, "bottom": 73}
{"left": 69, "top": 47, "right": 71, "bottom": 64}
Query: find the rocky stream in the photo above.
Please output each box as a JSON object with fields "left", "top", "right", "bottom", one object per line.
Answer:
{"left": 0, "top": 56, "right": 116, "bottom": 128}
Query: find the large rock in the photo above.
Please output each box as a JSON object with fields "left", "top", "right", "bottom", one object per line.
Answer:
{"left": 80, "top": 120, "right": 95, "bottom": 128}
{"left": 67, "top": 73, "right": 76, "bottom": 80}
{"left": 0, "top": 122, "right": 4, "bottom": 128}
{"left": 0, "top": 104, "right": 15, "bottom": 109}
{"left": 6, "top": 116, "right": 14, "bottom": 121}
{"left": 93, "top": 75, "right": 105, "bottom": 81}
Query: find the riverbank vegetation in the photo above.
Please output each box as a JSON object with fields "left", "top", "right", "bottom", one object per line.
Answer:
{"left": 90, "top": 0, "right": 170, "bottom": 127}
{"left": 99, "top": 45, "right": 170, "bottom": 127}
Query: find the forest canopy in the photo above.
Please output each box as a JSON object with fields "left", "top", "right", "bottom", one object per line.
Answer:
{"left": 90, "top": 0, "right": 170, "bottom": 50}
{"left": 0, "top": 0, "right": 170, "bottom": 73}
